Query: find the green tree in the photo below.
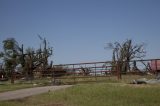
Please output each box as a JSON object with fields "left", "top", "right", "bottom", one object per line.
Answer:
{"left": 0, "top": 38, "right": 21, "bottom": 83}
{"left": 0, "top": 37, "right": 53, "bottom": 82}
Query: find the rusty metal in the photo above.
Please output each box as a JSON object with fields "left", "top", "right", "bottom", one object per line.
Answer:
{"left": 30, "top": 59, "right": 160, "bottom": 84}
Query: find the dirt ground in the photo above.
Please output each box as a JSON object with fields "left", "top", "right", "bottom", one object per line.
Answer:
{"left": 0, "top": 85, "right": 72, "bottom": 101}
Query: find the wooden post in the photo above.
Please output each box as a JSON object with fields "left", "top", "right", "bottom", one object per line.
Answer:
{"left": 117, "top": 62, "right": 121, "bottom": 80}
{"left": 11, "top": 69, "right": 15, "bottom": 84}
{"left": 52, "top": 68, "right": 55, "bottom": 85}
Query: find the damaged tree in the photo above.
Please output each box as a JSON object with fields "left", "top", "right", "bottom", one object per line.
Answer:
{"left": 106, "top": 39, "right": 146, "bottom": 73}
{"left": 23, "top": 36, "right": 53, "bottom": 80}
{"left": 0, "top": 38, "right": 22, "bottom": 83}
{"left": 0, "top": 36, "right": 53, "bottom": 83}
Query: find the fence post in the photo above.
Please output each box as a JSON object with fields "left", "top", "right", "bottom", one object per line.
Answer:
{"left": 73, "top": 64, "right": 76, "bottom": 84}
{"left": 95, "top": 63, "right": 97, "bottom": 81}
{"left": 155, "top": 60, "right": 158, "bottom": 76}
{"left": 155, "top": 60, "right": 157, "bottom": 72}
{"left": 117, "top": 62, "right": 121, "bottom": 80}
{"left": 52, "top": 68, "right": 55, "bottom": 85}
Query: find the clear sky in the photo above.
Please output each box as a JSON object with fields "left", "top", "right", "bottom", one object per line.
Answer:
{"left": 0, "top": 0, "right": 160, "bottom": 64}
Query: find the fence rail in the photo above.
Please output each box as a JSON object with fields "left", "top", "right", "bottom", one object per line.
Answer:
{"left": 1, "top": 59, "right": 160, "bottom": 84}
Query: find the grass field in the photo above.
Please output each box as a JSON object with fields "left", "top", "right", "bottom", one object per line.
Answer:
{"left": 0, "top": 83, "right": 34, "bottom": 93}
{"left": 0, "top": 74, "right": 154, "bottom": 93}
{"left": 0, "top": 78, "right": 53, "bottom": 93}
{"left": 56, "top": 74, "right": 154, "bottom": 84}
{"left": 0, "top": 82, "right": 160, "bottom": 106}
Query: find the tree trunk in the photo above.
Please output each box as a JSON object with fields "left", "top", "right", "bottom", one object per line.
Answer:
{"left": 11, "top": 70, "right": 15, "bottom": 84}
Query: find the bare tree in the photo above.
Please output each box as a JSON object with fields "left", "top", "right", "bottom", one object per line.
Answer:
{"left": 106, "top": 39, "right": 146, "bottom": 73}
{"left": 23, "top": 36, "right": 53, "bottom": 80}
{"left": 37, "top": 35, "right": 53, "bottom": 72}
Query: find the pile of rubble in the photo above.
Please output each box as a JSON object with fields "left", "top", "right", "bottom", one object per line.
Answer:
{"left": 131, "top": 73, "right": 160, "bottom": 84}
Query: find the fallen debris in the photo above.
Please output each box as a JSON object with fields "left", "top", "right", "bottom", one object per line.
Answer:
{"left": 132, "top": 78, "right": 147, "bottom": 84}
{"left": 131, "top": 78, "right": 160, "bottom": 84}
{"left": 146, "top": 79, "right": 160, "bottom": 84}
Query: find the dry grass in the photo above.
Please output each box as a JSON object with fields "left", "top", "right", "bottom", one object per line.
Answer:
{"left": 1, "top": 82, "right": 160, "bottom": 106}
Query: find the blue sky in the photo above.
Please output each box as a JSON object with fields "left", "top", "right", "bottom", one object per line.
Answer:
{"left": 0, "top": 0, "right": 160, "bottom": 64}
